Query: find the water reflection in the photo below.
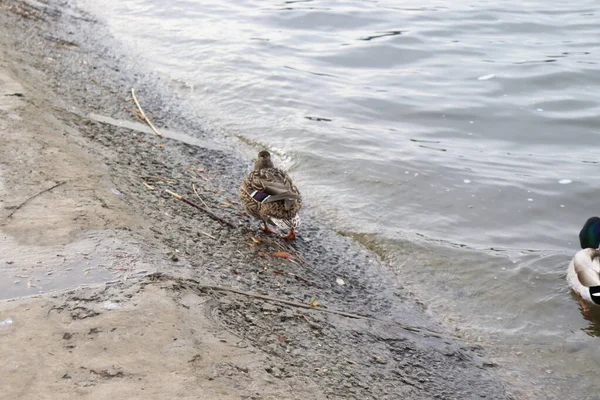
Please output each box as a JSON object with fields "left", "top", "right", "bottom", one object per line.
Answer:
{"left": 575, "top": 292, "right": 600, "bottom": 337}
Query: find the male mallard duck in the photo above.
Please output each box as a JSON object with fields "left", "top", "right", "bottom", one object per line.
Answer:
{"left": 239, "top": 150, "right": 302, "bottom": 239}
{"left": 567, "top": 217, "right": 600, "bottom": 310}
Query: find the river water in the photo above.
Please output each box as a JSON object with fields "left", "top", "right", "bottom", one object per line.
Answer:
{"left": 78, "top": 0, "right": 600, "bottom": 397}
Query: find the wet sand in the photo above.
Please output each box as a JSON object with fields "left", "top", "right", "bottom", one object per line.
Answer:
{"left": 0, "top": 1, "right": 515, "bottom": 398}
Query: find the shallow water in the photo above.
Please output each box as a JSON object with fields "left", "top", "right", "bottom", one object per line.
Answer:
{"left": 78, "top": 0, "right": 600, "bottom": 397}
{"left": 0, "top": 232, "right": 147, "bottom": 301}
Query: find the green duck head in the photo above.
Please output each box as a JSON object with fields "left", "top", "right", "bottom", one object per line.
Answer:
{"left": 580, "top": 216, "right": 600, "bottom": 249}
{"left": 254, "top": 150, "right": 274, "bottom": 170}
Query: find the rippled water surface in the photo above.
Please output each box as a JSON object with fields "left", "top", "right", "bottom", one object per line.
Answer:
{"left": 79, "top": 0, "right": 600, "bottom": 397}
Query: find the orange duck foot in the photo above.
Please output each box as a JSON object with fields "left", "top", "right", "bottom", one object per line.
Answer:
{"left": 281, "top": 228, "right": 296, "bottom": 240}
{"left": 579, "top": 295, "right": 591, "bottom": 318}
{"left": 261, "top": 222, "right": 276, "bottom": 234}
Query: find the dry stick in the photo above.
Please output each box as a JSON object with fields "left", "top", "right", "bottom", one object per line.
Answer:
{"left": 142, "top": 175, "right": 178, "bottom": 184}
{"left": 302, "top": 314, "right": 322, "bottom": 330}
{"left": 165, "top": 189, "right": 236, "bottom": 229}
{"left": 288, "top": 271, "right": 314, "bottom": 285}
{"left": 131, "top": 88, "right": 163, "bottom": 137}
{"left": 270, "top": 266, "right": 314, "bottom": 286}
{"left": 90, "top": 78, "right": 124, "bottom": 99}
{"left": 192, "top": 183, "right": 211, "bottom": 210}
{"left": 205, "top": 285, "right": 441, "bottom": 337}
{"left": 200, "top": 231, "right": 216, "bottom": 240}
{"left": 6, "top": 181, "right": 66, "bottom": 220}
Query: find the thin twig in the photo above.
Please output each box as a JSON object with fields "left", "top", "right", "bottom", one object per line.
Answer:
{"left": 269, "top": 268, "right": 313, "bottom": 285}
{"left": 192, "top": 183, "right": 211, "bottom": 210}
{"left": 165, "top": 189, "right": 236, "bottom": 229}
{"left": 141, "top": 175, "right": 178, "bottom": 184}
{"left": 204, "top": 285, "right": 440, "bottom": 337}
{"left": 302, "top": 314, "right": 322, "bottom": 330}
{"left": 131, "top": 88, "right": 163, "bottom": 137}
{"left": 146, "top": 272, "right": 449, "bottom": 338}
{"left": 90, "top": 78, "right": 123, "bottom": 98}
{"left": 288, "top": 272, "right": 314, "bottom": 285}
{"left": 200, "top": 231, "right": 216, "bottom": 239}
{"left": 6, "top": 181, "right": 66, "bottom": 220}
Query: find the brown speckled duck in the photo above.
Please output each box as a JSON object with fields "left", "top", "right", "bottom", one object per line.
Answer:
{"left": 239, "top": 150, "right": 302, "bottom": 239}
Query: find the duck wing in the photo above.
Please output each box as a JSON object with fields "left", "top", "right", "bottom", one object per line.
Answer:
{"left": 577, "top": 268, "right": 600, "bottom": 288}
{"left": 247, "top": 168, "right": 300, "bottom": 210}
{"left": 573, "top": 249, "right": 600, "bottom": 287}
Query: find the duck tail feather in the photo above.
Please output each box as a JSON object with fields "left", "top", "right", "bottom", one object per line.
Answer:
{"left": 271, "top": 215, "right": 301, "bottom": 229}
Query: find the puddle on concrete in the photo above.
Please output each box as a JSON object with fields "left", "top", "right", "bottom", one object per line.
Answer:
{"left": 0, "top": 230, "right": 154, "bottom": 301}
{"left": 87, "top": 113, "right": 222, "bottom": 151}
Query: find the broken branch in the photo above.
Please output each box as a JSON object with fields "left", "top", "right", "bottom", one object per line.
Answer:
{"left": 131, "top": 88, "right": 163, "bottom": 137}
{"left": 141, "top": 175, "right": 178, "bottom": 184}
{"left": 146, "top": 272, "right": 448, "bottom": 338}
{"left": 204, "top": 285, "right": 438, "bottom": 337}
{"left": 165, "top": 189, "right": 236, "bottom": 229}
{"left": 192, "top": 183, "right": 211, "bottom": 210}
{"left": 5, "top": 181, "right": 66, "bottom": 220}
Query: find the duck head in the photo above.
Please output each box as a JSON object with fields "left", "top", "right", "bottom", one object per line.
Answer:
{"left": 254, "top": 150, "right": 275, "bottom": 170}
{"left": 580, "top": 216, "right": 600, "bottom": 249}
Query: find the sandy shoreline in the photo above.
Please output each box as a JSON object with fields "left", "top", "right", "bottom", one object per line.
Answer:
{"left": 0, "top": 1, "right": 515, "bottom": 398}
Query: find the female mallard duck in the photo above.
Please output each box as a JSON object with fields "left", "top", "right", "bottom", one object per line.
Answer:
{"left": 239, "top": 150, "right": 302, "bottom": 239}
{"left": 567, "top": 217, "right": 600, "bottom": 309}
